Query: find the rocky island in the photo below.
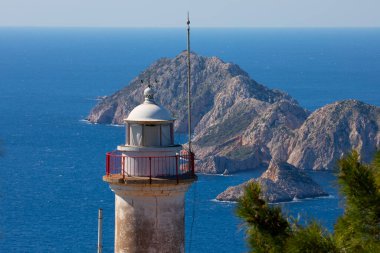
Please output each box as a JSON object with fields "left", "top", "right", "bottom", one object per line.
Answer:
{"left": 88, "top": 52, "right": 380, "bottom": 173}
{"left": 216, "top": 160, "right": 328, "bottom": 203}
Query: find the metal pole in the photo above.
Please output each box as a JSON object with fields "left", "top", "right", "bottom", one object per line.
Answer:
{"left": 187, "top": 12, "right": 192, "bottom": 153}
{"left": 97, "top": 208, "right": 103, "bottom": 253}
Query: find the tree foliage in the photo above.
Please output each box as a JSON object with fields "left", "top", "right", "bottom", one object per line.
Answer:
{"left": 236, "top": 182, "right": 290, "bottom": 252}
{"left": 334, "top": 151, "right": 380, "bottom": 252}
{"left": 285, "top": 222, "right": 338, "bottom": 253}
{"left": 237, "top": 150, "right": 380, "bottom": 253}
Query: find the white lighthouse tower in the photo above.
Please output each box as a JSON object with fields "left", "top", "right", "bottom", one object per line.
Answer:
{"left": 103, "top": 84, "right": 196, "bottom": 253}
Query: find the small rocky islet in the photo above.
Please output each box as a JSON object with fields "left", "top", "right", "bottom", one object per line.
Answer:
{"left": 87, "top": 52, "right": 380, "bottom": 202}
{"left": 216, "top": 159, "right": 328, "bottom": 203}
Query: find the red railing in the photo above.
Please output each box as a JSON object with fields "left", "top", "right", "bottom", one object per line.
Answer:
{"left": 105, "top": 150, "right": 195, "bottom": 183}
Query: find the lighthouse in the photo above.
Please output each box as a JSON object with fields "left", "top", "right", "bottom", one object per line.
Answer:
{"left": 103, "top": 84, "right": 197, "bottom": 252}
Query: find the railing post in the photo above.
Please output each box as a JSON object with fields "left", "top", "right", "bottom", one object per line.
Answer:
{"left": 176, "top": 155, "right": 179, "bottom": 184}
{"left": 149, "top": 157, "right": 152, "bottom": 184}
{"left": 106, "top": 153, "right": 110, "bottom": 176}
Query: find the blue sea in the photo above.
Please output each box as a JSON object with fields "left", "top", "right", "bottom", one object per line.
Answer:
{"left": 1, "top": 28, "right": 380, "bottom": 252}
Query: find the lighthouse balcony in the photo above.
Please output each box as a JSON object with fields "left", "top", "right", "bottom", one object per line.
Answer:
{"left": 103, "top": 150, "right": 196, "bottom": 184}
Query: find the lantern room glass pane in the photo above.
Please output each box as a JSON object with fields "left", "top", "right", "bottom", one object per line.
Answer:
{"left": 161, "top": 124, "right": 171, "bottom": 146}
{"left": 130, "top": 124, "right": 142, "bottom": 146}
{"left": 144, "top": 125, "right": 160, "bottom": 146}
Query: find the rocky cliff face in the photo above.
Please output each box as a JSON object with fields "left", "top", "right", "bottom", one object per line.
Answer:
{"left": 195, "top": 99, "right": 380, "bottom": 173}
{"left": 216, "top": 160, "right": 328, "bottom": 203}
{"left": 193, "top": 98, "right": 309, "bottom": 173}
{"left": 88, "top": 52, "right": 380, "bottom": 173}
{"left": 287, "top": 100, "right": 380, "bottom": 170}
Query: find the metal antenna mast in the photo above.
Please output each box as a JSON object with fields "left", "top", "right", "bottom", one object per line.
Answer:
{"left": 187, "top": 12, "right": 192, "bottom": 152}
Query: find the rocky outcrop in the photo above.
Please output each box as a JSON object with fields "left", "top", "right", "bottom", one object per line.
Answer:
{"left": 215, "top": 179, "right": 254, "bottom": 202}
{"left": 287, "top": 100, "right": 380, "bottom": 170}
{"left": 196, "top": 99, "right": 380, "bottom": 173}
{"left": 193, "top": 99, "right": 309, "bottom": 173}
{"left": 88, "top": 52, "right": 380, "bottom": 173}
{"left": 216, "top": 160, "right": 328, "bottom": 203}
{"left": 87, "top": 52, "right": 291, "bottom": 132}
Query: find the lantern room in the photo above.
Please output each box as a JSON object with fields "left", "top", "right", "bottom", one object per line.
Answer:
{"left": 105, "top": 85, "right": 195, "bottom": 180}
{"left": 123, "top": 86, "right": 175, "bottom": 147}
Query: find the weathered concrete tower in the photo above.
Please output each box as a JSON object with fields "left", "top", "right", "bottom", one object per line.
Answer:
{"left": 103, "top": 86, "right": 196, "bottom": 253}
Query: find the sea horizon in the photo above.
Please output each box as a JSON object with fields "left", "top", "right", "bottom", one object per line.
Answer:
{"left": 1, "top": 26, "right": 380, "bottom": 29}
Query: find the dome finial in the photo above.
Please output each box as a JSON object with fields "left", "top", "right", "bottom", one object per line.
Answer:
{"left": 144, "top": 84, "right": 155, "bottom": 103}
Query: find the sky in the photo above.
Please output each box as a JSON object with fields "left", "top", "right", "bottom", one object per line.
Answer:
{"left": 0, "top": 0, "right": 380, "bottom": 28}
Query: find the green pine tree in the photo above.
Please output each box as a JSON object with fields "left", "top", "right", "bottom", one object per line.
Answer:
{"left": 236, "top": 182, "right": 290, "bottom": 252}
{"left": 285, "top": 221, "right": 338, "bottom": 253}
{"left": 236, "top": 151, "right": 380, "bottom": 253}
{"left": 334, "top": 151, "right": 380, "bottom": 252}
